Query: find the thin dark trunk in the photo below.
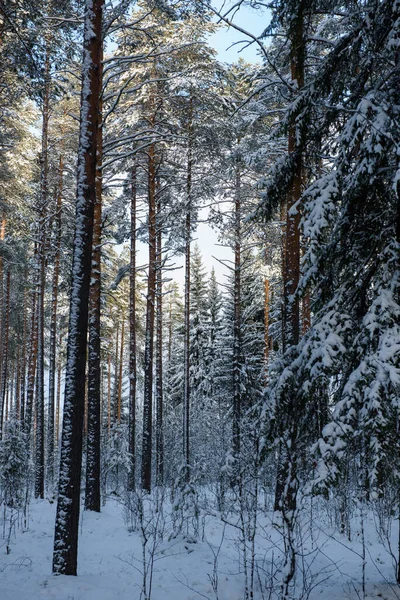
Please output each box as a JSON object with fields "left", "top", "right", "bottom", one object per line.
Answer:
{"left": 232, "top": 162, "right": 241, "bottom": 471}
{"left": 107, "top": 352, "right": 111, "bottom": 436}
{"left": 25, "top": 289, "right": 38, "bottom": 445}
{"left": 53, "top": 0, "right": 103, "bottom": 576}
{"left": 183, "top": 97, "right": 193, "bottom": 481}
{"left": 20, "top": 286, "right": 27, "bottom": 425}
{"left": 0, "top": 269, "right": 10, "bottom": 437}
{"left": 85, "top": 51, "right": 103, "bottom": 511}
{"left": 264, "top": 278, "right": 270, "bottom": 368}
{"left": 156, "top": 197, "right": 163, "bottom": 486}
{"left": 48, "top": 155, "right": 63, "bottom": 488}
{"left": 128, "top": 165, "right": 137, "bottom": 492}
{"left": 55, "top": 332, "right": 63, "bottom": 455}
{"left": 117, "top": 317, "right": 124, "bottom": 424}
{"left": 113, "top": 323, "right": 119, "bottom": 424}
{"left": 0, "top": 215, "right": 6, "bottom": 429}
{"left": 35, "top": 45, "right": 50, "bottom": 500}
{"left": 142, "top": 143, "right": 156, "bottom": 493}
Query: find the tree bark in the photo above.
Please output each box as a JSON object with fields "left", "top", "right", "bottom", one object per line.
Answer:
{"left": 183, "top": 96, "right": 193, "bottom": 481}
{"left": 142, "top": 142, "right": 156, "bottom": 493}
{"left": 48, "top": 155, "right": 63, "bottom": 489}
{"left": 232, "top": 161, "right": 241, "bottom": 473}
{"left": 53, "top": 0, "right": 103, "bottom": 575}
{"left": 35, "top": 43, "right": 51, "bottom": 500}
{"left": 85, "top": 47, "right": 103, "bottom": 511}
{"left": 117, "top": 316, "right": 124, "bottom": 424}
{"left": 0, "top": 269, "right": 10, "bottom": 437}
{"left": 24, "top": 289, "right": 38, "bottom": 446}
{"left": 156, "top": 196, "right": 163, "bottom": 486}
{"left": 274, "top": 0, "right": 305, "bottom": 526}
{"left": 127, "top": 165, "right": 137, "bottom": 491}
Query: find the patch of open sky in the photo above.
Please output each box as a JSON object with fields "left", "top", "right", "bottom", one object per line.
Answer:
{"left": 208, "top": 1, "right": 271, "bottom": 65}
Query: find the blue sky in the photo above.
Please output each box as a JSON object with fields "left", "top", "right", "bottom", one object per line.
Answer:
{"left": 208, "top": 2, "right": 271, "bottom": 64}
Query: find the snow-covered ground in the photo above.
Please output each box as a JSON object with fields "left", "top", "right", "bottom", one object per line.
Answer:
{"left": 1, "top": 495, "right": 400, "bottom": 600}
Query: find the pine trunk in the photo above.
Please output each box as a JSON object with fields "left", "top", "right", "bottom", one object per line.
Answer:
{"left": 0, "top": 216, "right": 6, "bottom": 431}
{"left": 183, "top": 97, "right": 193, "bottom": 480}
{"left": 25, "top": 290, "right": 38, "bottom": 446}
{"left": 156, "top": 196, "right": 163, "bottom": 486}
{"left": 232, "top": 163, "right": 241, "bottom": 472}
{"left": 53, "top": 0, "right": 103, "bottom": 575}
{"left": 264, "top": 278, "right": 270, "bottom": 368}
{"left": 127, "top": 165, "right": 137, "bottom": 491}
{"left": 142, "top": 143, "right": 156, "bottom": 493}
{"left": 48, "top": 155, "right": 63, "bottom": 489}
{"left": 275, "top": 0, "right": 305, "bottom": 519}
{"left": 35, "top": 46, "right": 50, "bottom": 500}
{"left": 0, "top": 269, "right": 10, "bottom": 437}
{"left": 117, "top": 317, "right": 124, "bottom": 424}
{"left": 85, "top": 52, "right": 103, "bottom": 511}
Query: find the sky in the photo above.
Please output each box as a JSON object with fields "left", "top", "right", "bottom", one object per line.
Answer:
{"left": 209, "top": 2, "right": 270, "bottom": 64}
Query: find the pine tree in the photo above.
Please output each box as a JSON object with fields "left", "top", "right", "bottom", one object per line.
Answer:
{"left": 53, "top": 0, "right": 104, "bottom": 576}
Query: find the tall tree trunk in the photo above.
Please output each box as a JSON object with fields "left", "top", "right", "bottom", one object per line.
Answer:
{"left": 55, "top": 332, "right": 63, "bottom": 456}
{"left": 264, "top": 278, "right": 270, "bottom": 368}
{"left": 183, "top": 97, "right": 193, "bottom": 481}
{"left": 113, "top": 322, "right": 119, "bottom": 424}
{"left": 156, "top": 196, "right": 163, "bottom": 486}
{"left": 35, "top": 44, "right": 51, "bottom": 500}
{"left": 282, "top": 8, "right": 304, "bottom": 352}
{"left": 127, "top": 165, "right": 137, "bottom": 492}
{"left": 0, "top": 215, "right": 6, "bottom": 429}
{"left": 25, "top": 289, "right": 38, "bottom": 447}
{"left": 48, "top": 155, "right": 63, "bottom": 489}
{"left": 85, "top": 49, "right": 103, "bottom": 511}
{"left": 107, "top": 352, "right": 111, "bottom": 437}
{"left": 53, "top": 0, "right": 103, "bottom": 576}
{"left": 142, "top": 142, "right": 156, "bottom": 493}
{"left": 20, "top": 286, "right": 27, "bottom": 425}
{"left": 15, "top": 347, "right": 21, "bottom": 420}
{"left": 117, "top": 316, "right": 124, "bottom": 424}
{"left": 274, "top": 7, "right": 305, "bottom": 587}
{"left": 0, "top": 269, "right": 10, "bottom": 437}
{"left": 232, "top": 161, "right": 241, "bottom": 473}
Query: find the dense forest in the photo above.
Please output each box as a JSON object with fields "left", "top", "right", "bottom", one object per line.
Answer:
{"left": 0, "top": 0, "right": 399, "bottom": 599}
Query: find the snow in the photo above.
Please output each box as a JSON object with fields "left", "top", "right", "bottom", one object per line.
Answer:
{"left": 2, "top": 496, "right": 400, "bottom": 600}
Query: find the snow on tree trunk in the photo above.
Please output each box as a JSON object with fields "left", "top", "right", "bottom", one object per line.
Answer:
{"left": 35, "top": 44, "right": 50, "bottom": 501}
{"left": 127, "top": 164, "right": 137, "bottom": 492}
{"left": 85, "top": 58, "right": 103, "bottom": 512}
{"left": 47, "top": 154, "right": 63, "bottom": 489}
{"left": 156, "top": 195, "right": 163, "bottom": 486}
{"left": 232, "top": 161, "right": 241, "bottom": 473}
{"left": 142, "top": 142, "right": 156, "bottom": 494}
{"left": 0, "top": 269, "right": 11, "bottom": 438}
{"left": 52, "top": 0, "right": 103, "bottom": 576}
{"left": 183, "top": 100, "right": 193, "bottom": 481}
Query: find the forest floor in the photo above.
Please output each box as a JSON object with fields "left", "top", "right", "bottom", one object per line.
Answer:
{"left": 1, "top": 494, "right": 400, "bottom": 600}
